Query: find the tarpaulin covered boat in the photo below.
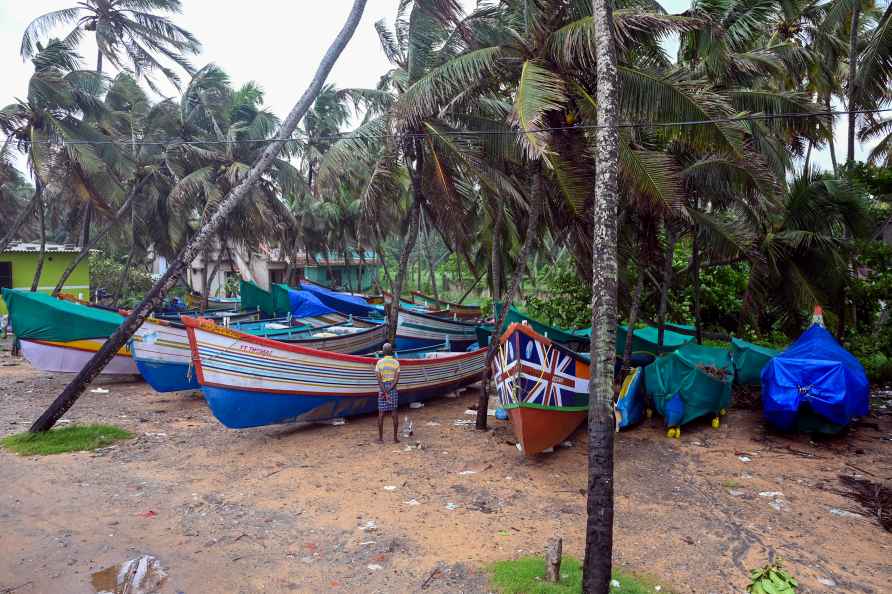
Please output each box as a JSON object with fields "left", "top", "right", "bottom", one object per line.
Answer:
{"left": 761, "top": 324, "right": 869, "bottom": 433}
{"left": 731, "top": 338, "right": 779, "bottom": 385}
{"left": 493, "top": 322, "right": 590, "bottom": 455}
{"left": 644, "top": 343, "right": 733, "bottom": 436}
{"left": 2, "top": 288, "right": 138, "bottom": 375}
{"left": 299, "top": 280, "right": 379, "bottom": 317}
{"left": 183, "top": 317, "right": 486, "bottom": 428}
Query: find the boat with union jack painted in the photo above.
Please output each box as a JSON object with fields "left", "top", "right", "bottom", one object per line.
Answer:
{"left": 493, "top": 322, "right": 590, "bottom": 455}
{"left": 132, "top": 313, "right": 384, "bottom": 393}
{"left": 182, "top": 317, "right": 486, "bottom": 428}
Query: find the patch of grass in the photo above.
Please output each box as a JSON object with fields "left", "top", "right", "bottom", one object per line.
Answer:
{"left": 1, "top": 424, "right": 132, "bottom": 456}
{"left": 723, "top": 479, "right": 740, "bottom": 489}
{"left": 489, "top": 556, "right": 669, "bottom": 594}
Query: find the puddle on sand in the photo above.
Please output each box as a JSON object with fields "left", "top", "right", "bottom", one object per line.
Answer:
{"left": 90, "top": 555, "right": 167, "bottom": 594}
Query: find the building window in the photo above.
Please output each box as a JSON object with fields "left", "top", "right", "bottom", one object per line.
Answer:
{"left": 270, "top": 269, "right": 285, "bottom": 285}
{"left": 0, "top": 262, "right": 11, "bottom": 290}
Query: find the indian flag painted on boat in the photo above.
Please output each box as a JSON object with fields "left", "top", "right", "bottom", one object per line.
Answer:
{"left": 1, "top": 288, "right": 137, "bottom": 376}
{"left": 183, "top": 317, "right": 486, "bottom": 428}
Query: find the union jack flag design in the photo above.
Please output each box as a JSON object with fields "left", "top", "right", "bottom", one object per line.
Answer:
{"left": 494, "top": 326, "right": 589, "bottom": 409}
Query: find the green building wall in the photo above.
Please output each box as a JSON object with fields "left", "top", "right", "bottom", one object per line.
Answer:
{"left": 0, "top": 252, "right": 90, "bottom": 314}
{"left": 304, "top": 265, "right": 380, "bottom": 292}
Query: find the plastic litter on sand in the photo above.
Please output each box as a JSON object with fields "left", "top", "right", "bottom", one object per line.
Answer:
{"left": 367, "top": 564, "right": 383, "bottom": 571}
{"left": 458, "top": 470, "right": 477, "bottom": 475}
{"left": 738, "top": 456, "right": 752, "bottom": 463}
{"left": 383, "top": 485, "right": 397, "bottom": 491}
{"left": 409, "top": 402, "right": 424, "bottom": 409}
{"left": 90, "top": 388, "right": 110, "bottom": 394}
{"left": 445, "top": 502, "right": 458, "bottom": 510}
{"left": 404, "top": 499, "right": 421, "bottom": 506}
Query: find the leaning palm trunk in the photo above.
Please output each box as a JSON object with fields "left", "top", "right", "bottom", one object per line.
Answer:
{"left": 656, "top": 226, "right": 678, "bottom": 353}
{"left": 825, "top": 94, "right": 839, "bottom": 171}
{"left": 582, "top": 0, "right": 620, "bottom": 590}
{"left": 0, "top": 188, "right": 41, "bottom": 254}
{"left": 29, "top": 0, "right": 368, "bottom": 433}
{"left": 52, "top": 179, "right": 145, "bottom": 296}
{"left": 475, "top": 171, "right": 544, "bottom": 431}
{"left": 29, "top": 188, "right": 46, "bottom": 292}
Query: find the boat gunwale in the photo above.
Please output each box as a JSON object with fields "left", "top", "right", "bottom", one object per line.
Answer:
{"left": 183, "top": 316, "right": 486, "bottom": 366}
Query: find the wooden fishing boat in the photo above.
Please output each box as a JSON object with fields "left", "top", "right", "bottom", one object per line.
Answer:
{"left": 493, "top": 322, "right": 590, "bottom": 455}
{"left": 2, "top": 288, "right": 138, "bottom": 376}
{"left": 411, "top": 291, "right": 482, "bottom": 320}
{"left": 395, "top": 308, "right": 479, "bottom": 350}
{"left": 185, "top": 293, "right": 241, "bottom": 311}
{"left": 132, "top": 314, "right": 383, "bottom": 393}
{"left": 182, "top": 317, "right": 486, "bottom": 428}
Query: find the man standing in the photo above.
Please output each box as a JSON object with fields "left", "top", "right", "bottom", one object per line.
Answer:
{"left": 375, "top": 343, "right": 400, "bottom": 443}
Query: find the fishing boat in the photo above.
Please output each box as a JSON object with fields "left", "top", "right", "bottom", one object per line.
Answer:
{"left": 476, "top": 305, "right": 590, "bottom": 350}
{"left": 185, "top": 293, "right": 241, "bottom": 311}
{"left": 761, "top": 312, "right": 868, "bottom": 433}
{"left": 493, "top": 322, "right": 591, "bottom": 455}
{"left": 182, "top": 317, "right": 486, "bottom": 428}
{"left": 411, "top": 290, "right": 482, "bottom": 320}
{"left": 132, "top": 314, "right": 384, "bottom": 393}
{"left": 395, "top": 308, "right": 479, "bottom": 350}
{"left": 2, "top": 288, "right": 138, "bottom": 375}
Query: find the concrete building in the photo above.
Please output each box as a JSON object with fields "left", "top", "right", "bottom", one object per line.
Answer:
{"left": 153, "top": 243, "right": 381, "bottom": 296}
{"left": 0, "top": 243, "right": 91, "bottom": 314}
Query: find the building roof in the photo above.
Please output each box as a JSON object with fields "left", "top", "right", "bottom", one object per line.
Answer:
{"left": 2, "top": 242, "right": 83, "bottom": 254}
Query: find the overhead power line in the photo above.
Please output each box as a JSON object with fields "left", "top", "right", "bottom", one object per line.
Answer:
{"left": 3, "top": 107, "right": 891, "bottom": 147}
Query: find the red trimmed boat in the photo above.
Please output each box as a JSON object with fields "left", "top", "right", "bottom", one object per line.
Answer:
{"left": 493, "top": 322, "right": 590, "bottom": 454}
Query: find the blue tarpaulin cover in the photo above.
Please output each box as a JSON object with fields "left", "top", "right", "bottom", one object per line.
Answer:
{"left": 299, "top": 281, "right": 377, "bottom": 317}
{"left": 282, "top": 288, "right": 337, "bottom": 319}
{"left": 760, "top": 324, "right": 869, "bottom": 430}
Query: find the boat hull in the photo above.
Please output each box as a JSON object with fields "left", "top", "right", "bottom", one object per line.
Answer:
{"left": 506, "top": 406, "right": 587, "bottom": 455}
{"left": 20, "top": 339, "right": 138, "bottom": 375}
{"left": 184, "top": 318, "right": 486, "bottom": 429}
{"left": 132, "top": 315, "right": 385, "bottom": 393}
{"left": 493, "top": 323, "right": 590, "bottom": 455}
{"left": 395, "top": 309, "right": 478, "bottom": 351}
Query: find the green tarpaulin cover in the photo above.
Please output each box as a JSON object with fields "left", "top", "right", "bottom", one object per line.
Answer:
{"left": 240, "top": 280, "right": 280, "bottom": 317}
{"left": 731, "top": 337, "right": 779, "bottom": 385}
{"left": 613, "top": 324, "right": 694, "bottom": 356}
{"left": 476, "top": 305, "right": 589, "bottom": 347}
{"left": 644, "top": 343, "right": 733, "bottom": 427}
{"left": 1, "top": 288, "right": 122, "bottom": 342}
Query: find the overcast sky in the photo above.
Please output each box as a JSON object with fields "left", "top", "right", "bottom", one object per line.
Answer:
{"left": 0, "top": 0, "right": 861, "bottom": 179}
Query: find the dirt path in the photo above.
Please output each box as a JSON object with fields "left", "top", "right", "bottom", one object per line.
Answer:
{"left": 1, "top": 338, "right": 889, "bottom": 593}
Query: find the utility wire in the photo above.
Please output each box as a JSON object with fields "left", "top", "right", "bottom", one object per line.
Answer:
{"left": 3, "top": 107, "right": 891, "bottom": 147}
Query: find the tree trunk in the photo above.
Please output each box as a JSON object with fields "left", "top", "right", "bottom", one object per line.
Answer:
{"left": 545, "top": 537, "right": 563, "bottom": 583}
{"left": 375, "top": 235, "right": 393, "bottom": 286}
{"left": 29, "top": 0, "right": 368, "bottom": 433}
{"left": 621, "top": 271, "right": 644, "bottom": 371}
{"left": 491, "top": 200, "right": 504, "bottom": 303}
{"left": 423, "top": 218, "right": 440, "bottom": 300}
{"left": 476, "top": 169, "right": 544, "bottom": 430}
{"left": 0, "top": 188, "right": 41, "bottom": 254}
{"left": 114, "top": 249, "right": 136, "bottom": 307}
{"left": 803, "top": 139, "right": 813, "bottom": 173}
{"left": 825, "top": 94, "right": 839, "bottom": 172}
{"left": 847, "top": 5, "right": 860, "bottom": 165}
{"left": 199, "top": 247, "right": 214, "bottom": 314}
{"left": 691, "top": 227, "right": 703, "bottom": 345}
{"left": 29, "top": 187, "right": 46, "bottom": 292}
{"left": 416, "top": 249, "right": 422, "bottom": 291}
{"left": 456, "top": 253, "right": 463, "bottom": 292}
{"left": 656, "top": 225, "right": 677, "bottom": 354}
{"left": 582, "top": 0, "right": 619, "bottom": 590}
{"left": 52, "top": 178, "right": 146, "bottom": 296}
{"left": 387, "top": 200, "right": 420, "bottom": 343}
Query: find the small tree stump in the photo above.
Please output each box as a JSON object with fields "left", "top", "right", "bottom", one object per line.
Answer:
{"left": 545, "top": 536, "right": 562, "bottom": 583}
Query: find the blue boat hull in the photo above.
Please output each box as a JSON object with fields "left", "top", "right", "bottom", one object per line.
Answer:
{"left": 203, "top": 381, "right": 471, "bottom": 429}
{"left": 135, "top": 360, "right": 200, "bottom": 393}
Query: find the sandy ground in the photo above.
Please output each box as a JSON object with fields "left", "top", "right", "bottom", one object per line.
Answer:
{"left": 0, "top": 337, "right": 890, "bottom": 594}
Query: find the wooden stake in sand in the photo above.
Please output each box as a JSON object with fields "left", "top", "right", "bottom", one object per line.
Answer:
{"left": 545, "top": 536, "right": 563, "bottom": 583}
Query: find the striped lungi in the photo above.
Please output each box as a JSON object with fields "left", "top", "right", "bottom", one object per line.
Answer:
{"left": 378, "top": 382, "right": 398, "bottom": 412}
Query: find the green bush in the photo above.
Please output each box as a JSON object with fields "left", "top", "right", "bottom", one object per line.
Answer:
{"left": 89, "top": 253, "right": 153, "bottom": 306}
{"left": 525, "top": 257, "right": 591, "bottom": 329}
